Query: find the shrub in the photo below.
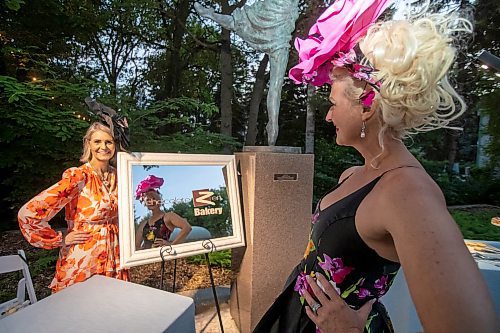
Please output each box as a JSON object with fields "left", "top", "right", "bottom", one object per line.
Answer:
{"left": 186, "top": 250, "right": 231, "bottom": 269}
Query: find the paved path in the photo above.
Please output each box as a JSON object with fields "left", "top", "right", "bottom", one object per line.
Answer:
{"left": 195, "top": 301, "right": 239, "bottom": 333}
{"left": 178, "top": 285, "right": 240, "bottom": 333}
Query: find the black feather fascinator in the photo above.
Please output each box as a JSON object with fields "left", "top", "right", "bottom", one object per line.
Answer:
{"left": 84, "top": 97, "right": 130, "bottom": 151}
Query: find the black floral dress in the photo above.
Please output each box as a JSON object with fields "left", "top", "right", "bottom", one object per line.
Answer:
{"left": 254, "top": 175, "right": 400, "bottom": 333}
{"left": 142, "top": 216, "right": 172, "bottom": 249}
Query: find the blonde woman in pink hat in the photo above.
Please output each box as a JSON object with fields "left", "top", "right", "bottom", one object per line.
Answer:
{"left": 253, "top": 1, "right": 497, "bottom": 332}
{"left": 134, "top": 175, "right": 192, "bottom": 250}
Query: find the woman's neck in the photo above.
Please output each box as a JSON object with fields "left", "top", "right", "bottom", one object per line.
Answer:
{"left": 89, "top": 159, "right": 109, "bottom": 174}
{"left": 356, "top": 132, "right": 407, "bottom": 170}
{"left": 150, "top": 207, "right": 163, "bottom": 215}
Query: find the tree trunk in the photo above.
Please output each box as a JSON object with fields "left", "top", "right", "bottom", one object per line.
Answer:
{"left": 245, "top": 54, "right": 269, "bottom": 146}
{"left": 219, "top": 1, "right": 233, "bottom": 141}
{"left": 305, "top": 84, "right": 316, "bottom": 154}
{"left": 447, "top": 131, "right": 459, "bottom": 172}
{"left": 162, "top": 0, "right": 190, "bottom": 98}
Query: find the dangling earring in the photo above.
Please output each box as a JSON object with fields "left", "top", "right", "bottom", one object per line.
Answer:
{"left": 360, "top": 121, "right": 366, "bottom": 138}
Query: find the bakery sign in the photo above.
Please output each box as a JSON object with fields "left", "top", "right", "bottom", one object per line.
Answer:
{"left": 192, "top": 189, "right": 223, "bottom": 216}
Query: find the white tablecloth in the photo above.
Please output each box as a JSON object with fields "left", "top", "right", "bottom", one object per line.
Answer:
{"left": 0, "top": 275, "right": 195, "bottom": 333}
{"left": 381, "top": 240, "right": 500, "bottom": 333}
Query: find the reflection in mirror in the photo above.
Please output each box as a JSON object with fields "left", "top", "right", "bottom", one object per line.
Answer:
{"left": 118, "top": 152, "right": 244, "bottom": 268}
{"left": 132, "top": 165, "right": 233, "bottom": 252}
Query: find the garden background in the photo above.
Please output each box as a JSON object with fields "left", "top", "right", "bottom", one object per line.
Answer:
{"left": 1, "top": 0, "right": 499, "bottom": 301}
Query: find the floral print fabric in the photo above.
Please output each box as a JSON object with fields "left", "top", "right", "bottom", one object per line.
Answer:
{"left": 293, "top": 203, "right": 399, "bottom": 333}
{"left": 18, "top": 163, "right": 129, "bottom": 292}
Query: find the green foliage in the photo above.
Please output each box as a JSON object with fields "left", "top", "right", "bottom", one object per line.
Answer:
{"left": 418, "top": 158, "right": 500, "bottom": 206}
{"left": 311, "top": 141, "right": 500, "bottom": 208}
{"left": 27, "top": 249, "right": 59, "bottom": 276}
{"left": 129, "top": 97, "right": 241, "bottom": 154}
{"left": 0, "top": 75, "right": 94, "bottom": 230}
{"left": 186, "top": 249, "right": 231, "bottom": 269}
{"left": 450, "top": 209, "right": 500, "bottom": 241}
{"left": 0, "top": 76, "right": 90, "bottom": 141}
{"left": 4, "top": 0, "right": 25, "bottom": 11}
{"left": 479, "top": 91, "right": 500, "bottom": 168}
{"left": 312, "top": 138, "right": 363, "bottom": 205}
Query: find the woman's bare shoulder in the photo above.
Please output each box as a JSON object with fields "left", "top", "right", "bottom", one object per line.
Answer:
{"left": 378, "top": 166, "right": 444, "bottom": 200}
{"left": 163, "top": 211, "right": 178, "bottom": 221}
{"left": 372, "top": 166, "right": 449, "bottom": 228}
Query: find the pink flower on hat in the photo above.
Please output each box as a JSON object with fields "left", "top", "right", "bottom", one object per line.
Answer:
{"left": 135, "top": 175, "right": 164, "bottom": 199}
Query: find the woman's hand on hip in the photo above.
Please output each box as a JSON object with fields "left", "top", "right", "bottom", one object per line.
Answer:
{"left": 63, "top": 230, "right": 91, "bottom": 246}
{"left": 303, "top": 272, "right": 375, "bottom": 333}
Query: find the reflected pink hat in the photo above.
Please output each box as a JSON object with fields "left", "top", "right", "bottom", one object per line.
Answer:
{"left": 135, "top": 175, "right": 164, "bottom": 199}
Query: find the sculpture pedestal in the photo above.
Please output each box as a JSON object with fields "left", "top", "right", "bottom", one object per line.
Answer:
{"left": 230, "top": 150, "right": 314, "bottom": 333}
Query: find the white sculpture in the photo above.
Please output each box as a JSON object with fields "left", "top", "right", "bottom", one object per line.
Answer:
{"left": 195, "top": 0, "right": 300, "bottom": 145}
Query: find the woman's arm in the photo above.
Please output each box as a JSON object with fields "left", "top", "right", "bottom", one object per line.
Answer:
{"left": 165, "top": 212, "right": 192, "bottom": 245}
{"left": 18, "top": 167, "right": 87, "bottom": 249}
{"left": 378, "top": 169, "right": 497, "bottom": 332}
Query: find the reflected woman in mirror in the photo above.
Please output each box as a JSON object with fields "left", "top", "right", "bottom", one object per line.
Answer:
{"left": 18, "top": 100, "right": 130, "bottom": 293}
{"left": 135, "top": 175, "right": 192, "bottom": 250}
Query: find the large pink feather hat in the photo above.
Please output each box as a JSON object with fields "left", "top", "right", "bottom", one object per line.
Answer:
{"left": 289, "top": 0, "right": 393, "bottom": 87}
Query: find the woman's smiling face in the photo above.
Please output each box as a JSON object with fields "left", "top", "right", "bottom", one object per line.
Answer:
{"left": 325, "top": 80, "right": 363, "bottom": 146}
{"left": 89, "top": 130, "right": 115, "bottom": 163}
{"left": 143, "top": 190, "right": 163, "bottom": 210}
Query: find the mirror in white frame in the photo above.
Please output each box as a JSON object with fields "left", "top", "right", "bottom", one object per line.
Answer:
{"left": 117, "top": 152, "right": 245, "bottom": 268}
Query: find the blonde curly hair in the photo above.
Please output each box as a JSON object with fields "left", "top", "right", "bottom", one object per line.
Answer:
{"left": 359, "top": 14, "right": 472, "bottom": 140}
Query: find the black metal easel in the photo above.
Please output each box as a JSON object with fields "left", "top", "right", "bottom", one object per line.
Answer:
{"left": 202, "top": 239, "right": 224, "bottom": 333}
{"left": 160, "top": 245, "right": 177, "bottom": 292}
{"left": 159, "top": 240, "right": 224, "bottom": 333}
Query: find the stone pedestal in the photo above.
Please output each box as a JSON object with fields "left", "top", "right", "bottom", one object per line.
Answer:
{"left": 229, "top": 150, "right": 314, "bottom": 333}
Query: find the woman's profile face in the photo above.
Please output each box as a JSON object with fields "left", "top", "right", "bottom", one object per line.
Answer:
{"left": 326, "top": 80, "right": 363, "bottom": 146}
{"left": 143, "top": 190, "right": 163, "bottom": 210}
{"left": 89, "top": 130, "right": 115, "bottom": 163}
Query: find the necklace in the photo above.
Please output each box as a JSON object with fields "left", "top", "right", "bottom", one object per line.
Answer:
{"left": 89, "top": 163, "right": 111, "bottom": 187}
{"left": 99, "top": 172, "right": 110, "bottom": 187}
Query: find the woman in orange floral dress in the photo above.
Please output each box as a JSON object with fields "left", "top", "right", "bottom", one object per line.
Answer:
{"left": 18, "top": 120, "right": 129, "bottom": 293}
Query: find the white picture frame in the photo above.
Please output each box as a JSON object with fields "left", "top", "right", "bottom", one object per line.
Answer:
{"left": 117, "top": 152, "right": 245, "bottom": 268}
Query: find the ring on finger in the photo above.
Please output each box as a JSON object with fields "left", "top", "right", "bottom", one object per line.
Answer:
{"left": 310, "top": 302, "right": 322, "bottom": 315}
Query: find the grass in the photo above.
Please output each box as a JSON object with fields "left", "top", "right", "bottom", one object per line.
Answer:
{"left": 186, "top": 249, "right": 232, "bottom": 269}
{"left": 27, "top": 249, "right": 59, "bottom": 276}
{"left": 450, "top": 207, "right": 500, "bottom": 241}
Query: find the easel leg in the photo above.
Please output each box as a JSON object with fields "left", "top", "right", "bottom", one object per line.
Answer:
{"left": 159, "top": 246, "right": 175, "bottom": 292}
{"left": 205, "top": 253, "right": 224, "bottom": 333}
{"left": 160, "top": 260, "right": 165, "bottom": 290}
{"left": 160, "top": 259, "right": 177, "bottom": 292}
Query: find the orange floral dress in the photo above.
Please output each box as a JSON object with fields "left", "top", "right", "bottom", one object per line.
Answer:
{"left": 18, "top": 163, "right": 129, "bottom": 293}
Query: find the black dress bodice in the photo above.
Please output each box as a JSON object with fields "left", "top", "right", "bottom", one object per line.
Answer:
{"left": 254, "top": 173, "right": 401, "bottom": 333}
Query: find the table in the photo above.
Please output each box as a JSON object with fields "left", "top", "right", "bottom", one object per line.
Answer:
{"left": 0, "top": 275, "right": 195, "bottom": 333}
{"left": 381, "top": 240, "right": 500, "bottom": 333}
